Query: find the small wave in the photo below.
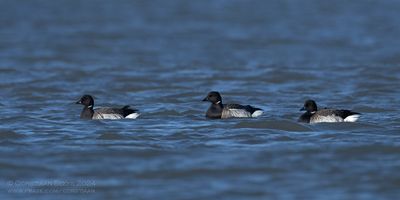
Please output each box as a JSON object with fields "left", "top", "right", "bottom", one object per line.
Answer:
{"left": 151, "top": 109, "right": 182, "bottom": 116}
{"left": 313, "top": 122, "right": 383, "bottom": 131}
{"left": 135, "top": 167, "right": 285, "bottom": 179}
{"left": 260, "top": 69, "right": 313, "bottom": 83}
{"left": 335, "top": 144, "right": 400, "bottom": 155}
{"left": 0, "top": 162, "right": 53, "bottom": 173}
{"left": 353, "top": 105, "right": 391, "bottom": 113}
{"left": 0, "top": 130, "right": 26, "bottom": 140}
{"left": 97, "top": 132, "right": 126, "bottom": 140}
{"left": 235, "top": 120, "right": 313, "bottom": 132}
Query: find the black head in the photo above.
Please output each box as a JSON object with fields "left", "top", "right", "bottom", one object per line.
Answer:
{"left": 76, "top": 94, "right": 94, "bottom": 107}
{"left": 202, "top": 91, "right": 222, "bottom": 104}
{"left": 300, "top": 99, "right": 318, "bottom": 112}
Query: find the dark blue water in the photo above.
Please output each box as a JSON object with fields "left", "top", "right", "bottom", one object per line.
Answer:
{"left": 1, "top": 0, "right": 400, "bottom": 199}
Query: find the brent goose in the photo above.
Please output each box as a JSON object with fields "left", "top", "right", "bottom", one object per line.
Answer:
{"left": 76, "top": 95, "right": 140, "bottom": 119}
{"left": 202, "top": 91, "right": 263, "bottom": 119}
{"left": 299, "top": 99, "right": 360, "bottom": 123}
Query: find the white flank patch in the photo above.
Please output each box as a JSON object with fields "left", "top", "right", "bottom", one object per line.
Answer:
{"left": 344, "top": 114, "right": 360, "bottom": 122}
{"left": 251, "top": 110, "right": 263, "bottom": 117}
{"left": 125, "top": 113, "right": 140, "bottom": 119}
{"left": 222, "top": 109, "right": 252, "bottom": 118}
{"left": 310, "top": 115, "right": 344, "bottom": 123}
{"left": 93, "top": 113, "right": 124, "bottom": 120}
